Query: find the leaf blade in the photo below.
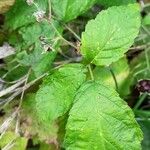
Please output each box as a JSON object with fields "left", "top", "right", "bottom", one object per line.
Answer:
{"left": 5, "top": 0, "right": 48, "bottom": 30}
{"left": 81, "top": 4, "right": 141, "bottom": 66}
{"left": 64, "top": 82, "right": 143, "bottom": 150}
{"left": 36, "top": 64, "right": 87, "bottom": 124}
{"left": 93, "top": 57, "right": 132, "bottom": 98}
{"left": 97, "top": 0, "right": 136, "bottom": 7}
{"left": 52, "top": 0, "right": 96, "bottom": 22}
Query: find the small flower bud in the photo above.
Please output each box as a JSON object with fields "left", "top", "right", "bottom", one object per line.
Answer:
{"left": 33, "top": 10, "right": 46, "bottom": 22}
{"left": 26, "top": 0, "right": 34, "bottom": 5}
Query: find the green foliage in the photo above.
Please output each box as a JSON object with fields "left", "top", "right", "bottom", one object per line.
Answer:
{"left": 130, "top": 50, "right": 150, "bottom": 81}
{"left": 64, "top": 82, "right": 143, "bottom": 149}
{"left": 81, "top": 4, "right": 141, "bottom": 66}
{"left": 17, "top": 20, "right": 62, "bottom": 77}
{"left": 19, "top": 20, "right": 62, "bottom": 47}
{"left": 142, "top": 14, "right": 150, "bottom": 26}
{"left": 36, "top": 64, "right": 87, "bottom": 124}
{"left": 138, "top": 120, "right": 150, "bottom": 150}
{"left": 97, "top": 0, "right": 136, "bottom": 7}
{"left": 17, "top": 45, "right": 56, "bottom": 77}
{"left": 1, "top": 0, "right": 147, "bottom": 149}
{"left": 16, "top": 19, "right": 62, "bottom": 77}
{"left": 92, "top": 57, "right": 132, "bottom": 98}
{"left": 0, "top": 132, "right": 27, "bottom": 150}
{"left": 21, "top": 94, "right": 59, "bottom": 142}
{"left": 52, "top": 0, "right": 96, "bottom": 22}
{"left": 5, "top": 0, "right": 48, "bottom": 30}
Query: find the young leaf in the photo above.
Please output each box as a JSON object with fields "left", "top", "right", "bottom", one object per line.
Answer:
{"left": 36, "top": 64, "right": 87, "bottom": 124}
{"left": 97, "top": 0, "right": 136, "bottom": 7}
{"left": 52, "top": 0, "right": 96, "bottom": 22}
{"left": 64, "top": 82, "right": 143, "bottom": 149}
{"left": 81, "top": 4, "right": 141, "bottom": 66}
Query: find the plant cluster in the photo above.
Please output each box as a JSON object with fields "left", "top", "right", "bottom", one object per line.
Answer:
{"left": 0, "top": 0, "right": 150, "bottom": 149}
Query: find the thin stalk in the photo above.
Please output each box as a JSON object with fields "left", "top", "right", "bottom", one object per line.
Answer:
{"left": 2, "top": 64, "right": 20, "bottom": 79}
{"left": 142, "top": 25, "right": 150, "bottom": 36}
{"left": 64, "top": 24, "right": 81, "bottom": 41}
{"left": 134, "top": 110, "right": 150, "bottom": 118}
{"left": 2, "top": 139, "right": 15, "bottom": 150}
{"left": 88, "top": 64, "right": 94, "bottom": 81}
{"left": 108, "top": 67, "right": 119, "bottom": 92}
{"left": 144, "top": 3, "right": 150, "bottom": 8}
{"left": 0, "top": 76, "right": 26, "bottom": 98}
{"left": 133, "top": 92, "right": 148, "bottom": 110}
{"left": 50, "top": 21, "right": 78, "bottom": 49}
{"left": 46, "top": 1, "right": 78, "bottom": 50}
{"left": 18, "top": 68, "right": 31, "bottom": 110}
{"left": 145, "top": 48, "right": 150, "bottom": 70}
{"left": 1, "top": 73, "right": 47, "bottom": 109}
{"left": 48, "top": 0, "right": 52, "bottom": 19}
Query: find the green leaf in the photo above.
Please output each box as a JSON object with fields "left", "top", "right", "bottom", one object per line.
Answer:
{"left": 97, "top": 0, "right": 136, "bottom": 7}
{"left": 81, "top": 4, "right": 141, "bottom": 66}
{"left": 134, "top": 26, "right": 150, "bottom": 46}
{"left": 52, "top": 0, "right": 96, "bottom": 22}
{"left": 3, "top": 56, "right": 29, "bottom": 81}
{"left": 5, "top": 0, "right": 48, "bottom": 30}
{"left": 0, "top": 132, "right": 27, "bottom": 150}
{"left": 64, "top": 82, "right": 143, "bottom": 149}
{"left": 21, "top": 94, "right": 58, "bottom": 142}
{"left": 142, "top": 14, "right": 150, "bottom": 26}
{"left": 130, "top": 50, "right": 150, "bottom": 81}
{"left": 39, "top": 142, "right": 56, "bottom": 150}
{"left": 138, "top": 120, "right": 150, "bottom": 150}
{"left": 17, "top": 45, "right": 56, "bottom": 77}
{"left": 36, "top": 64, "right": 87, "bottom": 124}
{"left": 17, "top": 20, "right": 62, "bottom": 77}
{"left": 93, "top": 57, "right": 132, "bottom": 98}
{"left": 19, "top": 20, "right": 62, "bottom": 47}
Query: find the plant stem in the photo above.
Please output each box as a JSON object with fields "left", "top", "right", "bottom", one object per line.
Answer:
{"left": 48, "top": 0, "right": 52, "bottom": 19}
{"left": 108, "top": 67, "right": 119, "bottom": 92}
{"left": 142, "top": 25, "right": 150, "bottom": 36}
{"left": 47, "top": 0, "right": 78, "bottom": 50}
{"left": 0, "top": 73, "right": 47, "bottom": 109}
{"left": 18, "top": 68, "right": 31, "bottom": 110}
{"left": 50, "top": 21, "right": 78, "bottom": 50}
{"left": 0, "top": 76, "right": 26, "bottom": 98}
{"left": 2, "top": 64, "right": 20, "bottom": 79}
{"left": 133, "top": 92, "right": 148, "bottom": 110}
{"left": 88, "top": 64, "right": 94, "bottom": 81}
{"left": 145, "top": 48, "right": 150, "bottom": 70}
{"left": 134, "top": 110, "right": 150, "bottom": 118}
{"left": 64, "top": 24, "right": 81, "bottom": 41}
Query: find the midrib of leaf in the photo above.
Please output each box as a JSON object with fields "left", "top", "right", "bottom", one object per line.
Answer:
{"left": 64, "top": 0, "right": 69, "bottom": 20}
{"left": 71, "top": 83, "right": 107, "bottom": 149}
{"left": 90, "top": 21, "right": 118, "bottom": 64}
{"left": 75, "top": 83, "right": 118, "bottom": 148}
{"left": 64, "top": 81, "right": 143, "bottom": 149}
